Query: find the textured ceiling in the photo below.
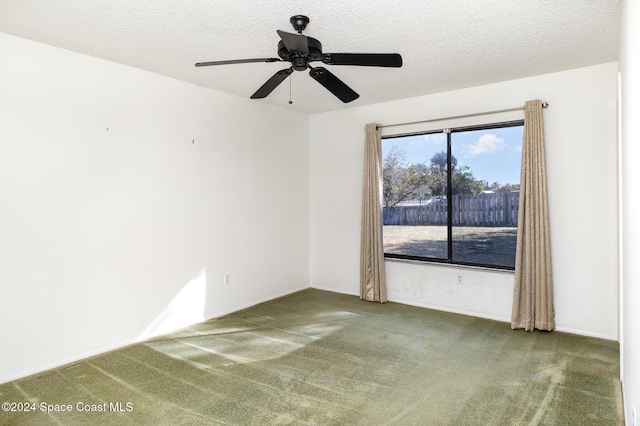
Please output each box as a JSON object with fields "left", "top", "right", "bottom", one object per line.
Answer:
{"left": 0, "top": 1, "right": 620, "bottom": 115}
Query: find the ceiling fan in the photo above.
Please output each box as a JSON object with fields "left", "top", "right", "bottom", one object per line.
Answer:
{"left": 195, "top": 15, "right": 403, "bottom": 103}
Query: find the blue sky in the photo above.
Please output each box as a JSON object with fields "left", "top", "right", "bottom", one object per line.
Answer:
{"left": 382, "top": 125, "right": 524, "bottom": 186}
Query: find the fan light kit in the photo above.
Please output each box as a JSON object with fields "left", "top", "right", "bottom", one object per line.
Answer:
{"left": 195, "top": 15, "right": 403, "bottom": 103}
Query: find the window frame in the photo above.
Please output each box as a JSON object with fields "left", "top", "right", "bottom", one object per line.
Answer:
{"left": 382, "top": 119, "right": 524, "bottom": 271}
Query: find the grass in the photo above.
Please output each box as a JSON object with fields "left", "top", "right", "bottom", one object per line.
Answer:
{"left": 383, "top": 225, "right": 518, "bottom": 267}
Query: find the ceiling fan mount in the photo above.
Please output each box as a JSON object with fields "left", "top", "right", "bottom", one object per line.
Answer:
{"left": 289, "top": 15, "right": 310, "bottom": 33}
{"left": 195, "top": 15, "right": 403, "bottom": 103}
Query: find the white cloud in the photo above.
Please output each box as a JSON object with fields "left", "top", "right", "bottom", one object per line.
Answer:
{"left": 464, "top": 133, "right": 506, "bottom": 157}
{"left": 427, "top": 133, "right": 446, "bottom": 145}
{"left": 514, "top": 145, "right": 522, "bottom": 152}
{"left": 410, "top": 133, "right": 446, "bottom": 146}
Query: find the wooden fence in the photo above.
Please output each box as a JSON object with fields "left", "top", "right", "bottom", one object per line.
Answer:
{"left": 383, "top": 192, "right": 519, "bottom": 227}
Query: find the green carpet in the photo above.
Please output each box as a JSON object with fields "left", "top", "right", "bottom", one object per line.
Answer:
{"left": 0, "top": 289, "right": 623, "bottom": 425}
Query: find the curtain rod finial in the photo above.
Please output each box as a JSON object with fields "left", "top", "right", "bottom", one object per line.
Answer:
{"left": 542, "top": 102, "right": 549, "bottom": 108}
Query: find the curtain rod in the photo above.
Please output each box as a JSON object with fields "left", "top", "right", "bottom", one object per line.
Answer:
{"left": 377, "top": 102, "right": 548, "bottom": 130}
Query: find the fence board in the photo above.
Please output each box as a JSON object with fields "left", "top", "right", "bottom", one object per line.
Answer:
{"left": 383, "top": 192, "right": 519, "bottom": 227}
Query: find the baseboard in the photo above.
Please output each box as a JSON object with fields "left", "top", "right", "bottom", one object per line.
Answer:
{"left": 312, "top": 287, "right": 620, "bottom": 342}
{"left": 390, "top": 297, "right": 619, "bottom": 341}
{"left": 202, "top": 285, "right": 312, "bottom": 321}
{"left": 0, "top": 285, "right": 312, "bottom": 385}
{"left": 0, "top": 338, "right": 138, "bottom": 385}
{"left": 310, "top": 285, "right": 359, "bottom": 297}
{"left": 2, "top": 285, "right": 616, "bottom": 385}
{"left": 621, "top": 378, "right": 629, "bottom": 426}
{"left": 311, "top": 287, "right": 512, "bottom": 324}
{"left": 554, "top": 326, "right": 619, "bottom": 341}
{"left": 387, "top": 296, "right": 512, "bottom": 324}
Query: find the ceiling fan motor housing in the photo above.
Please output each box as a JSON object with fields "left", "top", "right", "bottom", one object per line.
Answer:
{"left": 277, "top": 37, "right": 323, "bottom": 70}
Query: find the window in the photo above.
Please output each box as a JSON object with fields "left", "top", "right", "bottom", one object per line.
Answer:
{"left": 382, "top": 120, "right": 524, "bottom": 269}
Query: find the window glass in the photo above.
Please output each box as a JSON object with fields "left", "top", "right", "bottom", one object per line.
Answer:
{"left": 450, "top": 125, "right": 523, "bottom": 268}
{"left": 382, "top": 132, "right": 448, "bottom": 260}
{"left": 382, "top": 121, "right": 523, "bottom": 269}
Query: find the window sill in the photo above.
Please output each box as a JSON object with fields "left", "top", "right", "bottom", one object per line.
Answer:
{"left": 383, "top": 256, "right": 516, "bottom": 275}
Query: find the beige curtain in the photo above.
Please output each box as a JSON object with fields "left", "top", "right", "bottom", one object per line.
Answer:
{"left": 360, "top": 123, "right": 387, "bottom": 302}
{"left": 511, "top": 100, "right": 555, "bottom": 331}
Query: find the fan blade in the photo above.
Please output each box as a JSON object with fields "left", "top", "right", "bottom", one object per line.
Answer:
{"left": 195, "top": 58, "right": 282, "bottom": 67}
{"left": 250, "top": 68, "right": 294, "bottom": 99}
{"left": 276, "top": 30, "right": 309, "bottom": 54}
{"left": 309, "top": 67, "right": 359, "bottom": 103}
{"left": 322, "top": 53, "right": 403, "bottom": 67}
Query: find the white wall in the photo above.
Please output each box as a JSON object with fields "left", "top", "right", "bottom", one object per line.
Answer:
{"left": 0, "top": 33, "right": 310, "bottom": 383}
{"left": 310, "top": 62, "right": 619, "bottom": 340}
{"left": 0, "top": 27, "right": 624, "bottom": 389}
{"left": 620, "top": 0, "right": 640, "bottom": 423}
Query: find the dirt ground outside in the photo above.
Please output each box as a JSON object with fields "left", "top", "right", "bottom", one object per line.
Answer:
{"left": 383, "top": 225, "right": 517, "bottom": 268}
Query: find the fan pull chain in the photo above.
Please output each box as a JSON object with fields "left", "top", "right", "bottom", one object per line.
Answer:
{"left": 288, "top": 74, "right": 293, "bottom": 104}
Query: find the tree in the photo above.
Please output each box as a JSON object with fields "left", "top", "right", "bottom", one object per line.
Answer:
{"left": 429, "top": 151, "right": 457, "bottom": 196}
{"left": 499, "top": 183, "right": 520, "bottom": 192}
{"left": 383, "top": 147, "right": 500, "bottom": 207}
{"left": 429, "top": 151, "right": 457, "bottom": 171}
{"left": 383, "top": 145, "right": 406, "bottom": 207}
{"left": 428, "top": 151, "right": 485, "bottom": 196}
{"left": 485, "top": 181, "right": 520, "bottom": 192}
{"left": 452, "top": 166, "right": 485, "bottom": 195}
{"left": 383, "top": 146, "right": 431, "bottom": 207}
{"left": 488, "top": 181, "right": 502, "bottom": 192}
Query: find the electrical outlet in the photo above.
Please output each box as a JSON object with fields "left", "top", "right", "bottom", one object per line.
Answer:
{"left": 456, "top": 273, "right": 463, "bottom": 285}
{"left": 224, "top": 274, "right": 231, "bottom": 285}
